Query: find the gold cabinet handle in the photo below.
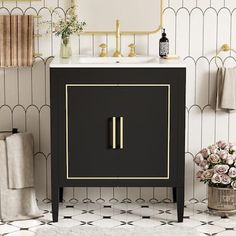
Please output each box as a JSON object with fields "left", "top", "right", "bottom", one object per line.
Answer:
{"left": 112, "top": 117, "right": 116, "bottom": 149}
{"left": 120, "top": 117, "right": 124, "bottom": 149}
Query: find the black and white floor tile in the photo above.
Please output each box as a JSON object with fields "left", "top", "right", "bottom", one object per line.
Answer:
{"left": 1, "top": 201, "right": 236, "bottom": 236}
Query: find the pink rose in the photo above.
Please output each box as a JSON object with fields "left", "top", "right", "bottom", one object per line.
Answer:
{"left": 211, "top": 173, "right": 222, "bottom": 184}
{"left": 221, "top": 174, "right": 231, "bottom": 185}
{"left": 231, "top": 181, "right": 236, "bottom": 190}
{"left": 214, "top": 165, "right": 229, "bottom": 174}
{"left": 226, "top": 156, "right": 234, "bottom": 165}
{"left": 218, "top": 150, "right": 228, "bottom": 160}
{"left": 207, "top": 154, "right": 220, "bottom": 164}
{"left": 199, "top": 160, "right": 209, "bottom": 170}
{"left": 217, "top": 140, "right": 227, "bottom": 149}
{"left": 201, "top": 148, "right": 210, "bottom": 158}
{"left": 196, "top": 170, "right": 204, "bottom": 179}
{"left": 194, "top": 153, "right": 204, "bottom": 165}
{"left": 208, "top": 145, "right": 218, "bottom": 154}
{"left": 230, "top": 144, "right": 236, "bottom": 153}
{"left": 202, "top": 169, "right": 214, "bottom": 180}
{"left": 228, "top": 167, "right": 236, "bottom": 178}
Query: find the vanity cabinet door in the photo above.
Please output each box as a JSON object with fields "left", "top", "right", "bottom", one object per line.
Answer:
{"left": 66, "top": 84, "right": 170, "bottom": 180}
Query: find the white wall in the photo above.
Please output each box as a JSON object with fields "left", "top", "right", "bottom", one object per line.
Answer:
{"left": 1, "top": 0, "right": 236, "bottom": 204}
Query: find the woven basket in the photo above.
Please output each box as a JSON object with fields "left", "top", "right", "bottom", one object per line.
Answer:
{"left": 208, "top": 186, "right": 236, "bottom": 212}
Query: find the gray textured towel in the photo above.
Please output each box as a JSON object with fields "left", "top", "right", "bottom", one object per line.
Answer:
{"left": 6, "top": 133, "right": 34, "bottom": 189}
{"left": 211, "top": 67, "right": 236, "bottom": 112}
{"left": 0, "top": 135, "right": 42, "bottom": 221}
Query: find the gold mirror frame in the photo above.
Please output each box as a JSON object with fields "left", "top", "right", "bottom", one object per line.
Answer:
{"left": 76, "top": 0, "right": 163, "bottom": 35}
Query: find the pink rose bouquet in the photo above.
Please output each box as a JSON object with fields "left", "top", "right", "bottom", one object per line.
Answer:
{"left": 194, "top": 141, "right": 236, "bottom": 189}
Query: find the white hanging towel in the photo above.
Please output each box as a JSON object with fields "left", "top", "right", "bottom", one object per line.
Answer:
{"left": 6, "top": 133, "right": 34, "bottom": 188}
{"left": 0, "top": 133, "right": 42, "bottom": 221}
{"left": 211, "top": 67, "right": 236, "bottom": 112}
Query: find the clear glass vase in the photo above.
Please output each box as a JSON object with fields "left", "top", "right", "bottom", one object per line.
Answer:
{"left": 60, "top": 37, "right": 72, "bottom": 58}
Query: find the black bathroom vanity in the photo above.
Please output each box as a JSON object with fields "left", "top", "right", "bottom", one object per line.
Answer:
{"left": 50, "top": 56, "right": 186, "bottom": 222}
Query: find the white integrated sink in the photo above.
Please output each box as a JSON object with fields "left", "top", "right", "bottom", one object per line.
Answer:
{"left": 50, "top": 56, "right": 185, "bottom": 68}
{"left": 78, "top": 56, "right": 158, "bottom": 64}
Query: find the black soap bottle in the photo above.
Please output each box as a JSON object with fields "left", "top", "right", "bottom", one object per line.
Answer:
{"left": 159, "top": 28, "right": 169, "bottom": 57}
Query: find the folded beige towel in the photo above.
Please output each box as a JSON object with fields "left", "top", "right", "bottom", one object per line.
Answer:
{"left": 0, "top": 137, "right": 42, "bottom": 221}
{"left": 211, "top": 67, "right": 236, "bottom": 112}
{"left": 0, "top": 15, "right": 34, "bottom": 67}
{"left": 6, "top": 133, "right": 34, "bottom": 189}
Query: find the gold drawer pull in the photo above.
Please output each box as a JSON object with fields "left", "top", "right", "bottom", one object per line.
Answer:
{"left": 120, "top": 116, "right": 124, "bottom": 149}
{"left": 112, "top": 117, "right": 116, "bottom": 149}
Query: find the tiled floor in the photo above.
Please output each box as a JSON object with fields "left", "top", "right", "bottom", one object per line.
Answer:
{"left": 1, "top": 201, "right": 236, "bottom": 236}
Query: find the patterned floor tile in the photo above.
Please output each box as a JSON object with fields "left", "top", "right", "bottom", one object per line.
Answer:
{"left": 196, "top": 224, "right": 224, "bottom": 234}
{"left": 213, "top": 218, "right": 236, "bottom": 229}
{"left": 131, "top": 218, "right": 164, "bottom": 227}
{"left": 73, "top": 213, "right": 102, "bottom": 222}
{"left": 0, "top": 224, "right": 19, "bottom": 235}
{"left": 216, "top": 230, "right": 236, "bottom": 236}
{"left": 91, "top": 218, "right": 121, "bottom": 228}
{"left": 74, "top": 203, "right": 101, "bottom": 211}
{"left": 93, "top": 207, "right": 121, "bottom": 217}
{"left": 58, "top": 205, "right": 83, "bottom": 217}
{"left": 112, "top": 213, "right": 141, "bottom": 222}
{"left": 50, "top": 218, "right": 81, "bottom": 227}
{"left": 1, "top": 202, "right": 236, "bottom": 235}
{"left": 6, "top": 231, "right": 35, "bottom": 236}
{"left": 10, "top": 220, "right": 42, "bottom": 229}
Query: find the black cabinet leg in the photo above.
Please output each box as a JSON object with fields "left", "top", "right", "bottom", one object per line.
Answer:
{"left": 59, "top": 187, "right": 63, "bottom": 203}
{"left": 173, "top": 187, "right": 177, "bottom": 203}
{"left": 177, "top": 187, "right": 184, "bottom": 223}
{"left": 52, "top": 187, "right": 59, "bottom": 222}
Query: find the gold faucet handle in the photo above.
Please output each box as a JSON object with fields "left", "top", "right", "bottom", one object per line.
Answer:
{"left": 128, "top": 43, "right": 136, "bottom": 57}
{"left": 99, "top": 43, "right": 108, "bottom": 57}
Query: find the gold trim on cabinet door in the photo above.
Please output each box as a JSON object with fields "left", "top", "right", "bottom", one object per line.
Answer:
{"left": 65, "top": 84, "right": 170, "bottom": 180}
{"left": 112, "top": 117, "right": 116, "bottom": 149}
{"left": 120, "top": 117, "right": 124, "bottom": 149}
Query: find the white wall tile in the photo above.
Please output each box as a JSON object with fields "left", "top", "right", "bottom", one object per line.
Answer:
{"left": 176, "top": 8, "right": 190, "bottom": 57}
{"left": 12, "top": 106, "right": 26, "bottom": 132}
{"left": 163, "top": 8, "right": 176, "bottom": 54}
{"left": 189, "top": 8, "right": 204, "bottom": 58}
{"left": 19, "top": 68, "right": 32, "bottom": 108}
{"left": 5, "top": 68, "right": 18, "bottom": 108}
{"left": 196, "top": 58, "right": 209, "bottom": 107}
{"left": 204, "top": 8, "right": 218, "bottom": 57}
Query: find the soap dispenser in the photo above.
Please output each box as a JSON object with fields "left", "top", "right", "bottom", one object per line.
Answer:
{"left": 159, "top": 28, "right": 169, "bottom": 57}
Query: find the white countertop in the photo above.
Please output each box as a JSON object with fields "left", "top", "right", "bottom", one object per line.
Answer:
{"left": 50, "top": 55, "right": 186, "bottom": 68}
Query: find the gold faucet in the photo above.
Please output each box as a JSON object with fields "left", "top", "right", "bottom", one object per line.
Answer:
{"left": 113, "top": 20, "right": 122, "bottom": 57}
